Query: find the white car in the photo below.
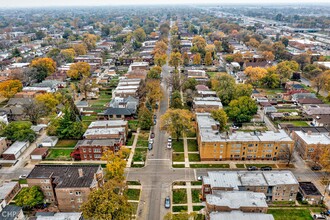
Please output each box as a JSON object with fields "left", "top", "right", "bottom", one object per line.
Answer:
{"left": 19, "top": 175, "right": 27, "bottom": 179}
{"left": 197, "top": 176, "right": 203, "bottom": 181}
{"left": 167, "top": 142, "right": 172, "bottom": 149}
{"left": 168, "top": 136, "right": 172, "bottom": 143}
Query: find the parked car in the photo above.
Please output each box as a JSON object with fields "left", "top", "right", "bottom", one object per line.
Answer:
{"left": 153, "top": 114, "right": 157, "bottom": 119}
{"left": 149, "top": 139, "right": 154, "bottom": 144}
{"left": 260, "top": 166, "right": 272, "bottom": 171}
{"left": 164, "top": 196, "right": 171, "bottom": 209}
{"left": 148, "top": 142, "right": 153, "bottom": 151}
{"left": 197, "top": 176, "right": 203, "bottom": 181}
{"left": 311, "top": 165, "right": 322, "bottom": 171}
{"left": 313, "top": 214, "right": 326, "bottom": 220}
{"left": 151, "top": 132, "right": 155, "bottom": 139}
{"left": 168, "top": 136, "right": 172, "bottom": 143}
{"left": 154, "top": 119, "right": 157, "bottom": 125}
{"left": 247, "top": 166, "right": 258, "bottom": 171}
{"left": 19, "top": 175, "right": 27, "bottom": 179}
{"left": 167, "top": 142, "right": 172, "bottom": 149}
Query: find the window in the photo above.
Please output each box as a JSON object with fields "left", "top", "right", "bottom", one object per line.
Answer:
{"left": 71, "top": 198, "right": 74, "bottom": 202}
{"left": 83, "top": 149, "right": 86, "bottom": 153}
{"left": 248, "top": 144, "right": 253, "bottom": 147}
{"left": 94, "top": 148, "right": 101, "bottom": 153}
{"left": 47, "top": 192, "right": 52, "bottom": 196}
{"left": 84, "top": 155, "right": 87, "bottom": 159}
{"left": 88, "top": 149, "right": 92, "bottom": 152}
{"left": 75, "top": 191, "right": 81, "bottom": 196}
{"left": 94, "top": 154, "right": 102, "bottom": 158}
{"left": 77, "top": 198, "right": 83, "bottom": 203}
{"left": 308, "top": 148, "right": 314, "bottom": 152}
{"left": 220, "top": 145, "right": 224, "bottom": 148}
{"left": 70, "top": 191, "right": 73, "bottom": 195}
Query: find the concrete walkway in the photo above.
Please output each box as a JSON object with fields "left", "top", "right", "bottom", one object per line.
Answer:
{"left": 186, "top": 182, "right": 193, "bottom": 213}
{"left": 126, "top": 128, "right": 140, "bottom": 168}
{"left": 183, "top": 137, "right": 190, "bottom": 168}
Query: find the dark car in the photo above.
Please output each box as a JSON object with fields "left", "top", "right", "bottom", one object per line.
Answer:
{"left": 153, "top": 115, "right": 157, "bottom": 120}
{"left": 247, "top": 166, "right": 258, "bottom": 171}
{"left": 260, "top": 166, "right": 273, "bottom": 171}
{"left": 311, "top": 165, "right": 322, "bottom": 171}
{"left": 164, "top": 196, "right": 171, "bottom": 209}
{"left": 151, "top": 132, "right": 155, "bottom": 139}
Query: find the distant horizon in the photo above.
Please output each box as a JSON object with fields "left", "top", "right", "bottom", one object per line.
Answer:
{"left": 1, "top": 1, "right": 330, "bottom": 9}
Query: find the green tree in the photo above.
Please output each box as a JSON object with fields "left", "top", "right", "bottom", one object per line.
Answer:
{"left": 51, "top": 106, "right": 85, "bottom": 139}
{"left": 211, "top": 109, "right": 228, "bottom": 132}
{"left": 160, "top": 109, "right": 193, "bottom": 141}
{"left": 226, "top": 96, "right": 258, "bottom": 123}
{"left": 170, "top": 90, "right": 183, "bottom": 109}
{"left": 1, "top": 121, "right": 36, "bottom": 142}
{"left": 183, "top": 78, "right": 197, "bottom": 91}
{"left": 81, "top": 179, "right": 133, "bottom": 220}
{"left": 15, "top": 186, "right": 44, "bottom": 209}
{"left": 147, "top": 66, "right": 162, "bottom": 79}
{"left": 138, "top": 106, "right": 153, "bottom": 130}
{"left": 262, "top": 72, "right": 280, "bottom": 88}
{"left": 133, "top": 27, "right": 146, "bottom": 42}
{"left": 211, "top": 73, "right": 236, "bottom": 106}
{"left": 235, "top": 84, "right": 253, "bottom": 98}
{"left": 276, "top": 60, "right": 299, "bottom": 81}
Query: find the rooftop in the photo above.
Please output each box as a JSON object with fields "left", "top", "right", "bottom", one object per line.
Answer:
{"left": 84, "top": 127, "right": 125, "bottom": 136}
{"left": 27, "top": 164, "right": 102, "bottom": 188}
{"left": 88, "top": 120, "right": 127, "bottom": 128}
{"left": 294, "top": 130, "right": 330, "bottom": 145}
{"left": 206, "top": 191, "right": 268, "bottom": 208}
{"left": 36, "top": 212, "right": 82, "bottom": 220}
{"left": 0, "top": 182, "right": 18, "bottom": 201}
{"left": 3, "top": 141, "right": 28, "bottom": 155}
{"left": 203, "top": 171, "right": 298, "bottom": 189}
{"left": 299, "top": 182, "right": 322, "bottom": 196}
{"left": 75, "top": 139, "right": 119, "bottom": 148}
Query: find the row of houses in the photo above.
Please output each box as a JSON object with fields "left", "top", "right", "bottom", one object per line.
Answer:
{"left": 202, "top": 171, "right": 322, "bottom": 219}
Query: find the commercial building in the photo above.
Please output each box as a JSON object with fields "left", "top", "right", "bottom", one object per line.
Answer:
{"left": 196, "top": 113, "right": 293, "bottom": 161}
{"left": 27, "top": 165, "right": 104, "bottom": 212}
{"left": 202, "top": 171, "right": 299, "bottom": 202}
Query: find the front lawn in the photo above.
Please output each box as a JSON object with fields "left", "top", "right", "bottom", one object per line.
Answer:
{"left": 268, "top": 208, "right": 312, "bottom": 220}
{"left": 129, "top": 202, "right": 139, "bottom": 215}
{"left": 126, "top": 134, "right": 135, "bottom": 146}
{"left": 187, "top": 139, "right": 198, "bottom": 152}
{"left": 128, "top": 120, "right": 139, "bottom": 132}
{"left": 133, "top": 148, "right": 147, "bottom": 162}
{"left": 173, "top": 189, "right": 187, "bottom": 204}
{"left": 188, "top": 154, "right": 200, "bottom": 162}
{"left": 172, "top": 164, "right": 185, "bottom": 168}
{"left": 124, "top": 189, "right": 140, "bottom": 200}
{"left": 192, "top": 189, "right": 201, "bottom": 203}
{"left": 46, "top": 149, "right": 73, "bottom": 160}
{"left": 139, "top": 131, "right": 150, "bottom": 141}
{"left": 172, "top": 206, "right": 188, "bottom": 212}
{"left": 126, "top": 181, "right": 141, "bottom": 185}
{"left": 172, "top": 153, "right": 185, "bottom": 162}
{"left": 190, "top": 164, "right": 229, "bottom": 168}
{"left": 55, "top": 140, "right": 78, "bottom": 148}
{"left": 191, "top": 181, "right": 203, "bottom": 186}
{"left": 172, "top": 140, "right": 184, "bottom": 152}
{"left": 193, "top": 206, "right": 205, "bottom": 211}
{"left": 236, "top": 164, "right": 245, "bottom": 168}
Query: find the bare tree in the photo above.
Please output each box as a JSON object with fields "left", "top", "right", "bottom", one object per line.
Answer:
{"left": 279, "top": 144, "right": 295, "bottom": 166}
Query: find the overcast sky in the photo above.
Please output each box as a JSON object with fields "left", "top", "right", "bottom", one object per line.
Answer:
{"left": 0, "top": 0, "right": 329, "bottom": 8}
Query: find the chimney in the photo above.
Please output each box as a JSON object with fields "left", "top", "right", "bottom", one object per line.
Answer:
{"left": 78, "top": 168, "right": 84, "bottom": 178}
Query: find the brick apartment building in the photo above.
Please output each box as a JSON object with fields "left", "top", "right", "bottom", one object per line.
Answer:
{"left": 27, "top": 165, "right": 104, "bottom": 212}
{"left": 71, "top": 139, "right": 121, "bottom": 161}
{"left": 291, "top": 129, "right": 330, "bottom": 160}
{"left": 202, "top": 171, "right": 299, "bottom": 202}
{"left": 196, "top": 113, "right": 294, "bottom": 161}
{"left": 205, "top": 191, "right": 268, "bottom": 213}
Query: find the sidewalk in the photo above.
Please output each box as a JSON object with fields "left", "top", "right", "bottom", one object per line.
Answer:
{"left": 183, "top": 137, "right": 189, "bottom": 168}
{"left": 126, "top": 128, "right": 140, "bottom": 168}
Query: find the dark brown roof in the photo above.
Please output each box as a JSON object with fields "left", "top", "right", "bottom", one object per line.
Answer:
{"left": 27, "top": 164, "right": 101, "bottom": 188}
{"left": 299, "top": 182, "right": 322, "bottom": 196}
{"left": 31, "top": 147, "right": 48, "bottom": 155}
{"left": 297, "top": 98, "right": 323, "bottom": 105}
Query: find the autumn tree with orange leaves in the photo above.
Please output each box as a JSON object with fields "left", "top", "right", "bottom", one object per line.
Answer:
{"left": 30, "top": 57, "right": 56, "bottom": 82}
{"left": 0, "top": 80, "right": 23, "bottom": 99}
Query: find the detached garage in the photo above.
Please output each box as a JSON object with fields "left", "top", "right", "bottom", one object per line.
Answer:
{"left": 30, "top": 147, "right": 48, "bottom": 160}
{"left": 2, "top": 141, "right": 29, "bottom": 160}
{"left": 40, "top": 136, "right": 58, "bottom": 147}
